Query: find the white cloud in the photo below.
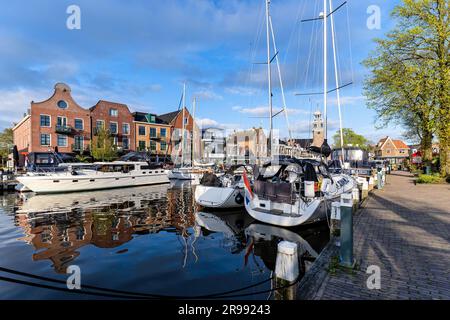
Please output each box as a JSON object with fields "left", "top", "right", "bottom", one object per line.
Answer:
{"left": 196, "top": 118, "right": 240, "bottom": 131}
{"left": 328, "top": 95, "right": 365, "bottom": 107}
{"left": 232, "top": 105, "right": 309, "bottom": 117}
{"left": 193, "top": 89, "right": 223, "bottom": 101}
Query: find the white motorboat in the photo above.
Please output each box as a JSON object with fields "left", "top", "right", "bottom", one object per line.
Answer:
{"left": 16, "top": 161, "right": 169, "bottom": 194}
{"left": 167, "top": 167, "right": 207, "bottom": 182}
{"left": 194, "top": 165, "right": 252, "bottom": 209}
{"left": 244, "top": 158, "right": 355, "bottom": 227}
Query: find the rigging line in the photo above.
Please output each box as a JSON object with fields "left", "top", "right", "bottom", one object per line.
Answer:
{"left": 269, "top": 16, "right": 292, "bottom": 139}
{"left": 345, "top": 3, "right": 355, "bottom": 84}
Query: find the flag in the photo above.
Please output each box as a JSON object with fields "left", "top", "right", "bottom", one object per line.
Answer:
{"left": 243, "top": 171, "right": 253, "bottom": 199}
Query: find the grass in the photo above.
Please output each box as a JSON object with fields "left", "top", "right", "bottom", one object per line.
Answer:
{"left": 327, "top": 256, "right": 360, "bottom": 276}
{"left": 416, "top": 174, "right": 445, "bottom": 184}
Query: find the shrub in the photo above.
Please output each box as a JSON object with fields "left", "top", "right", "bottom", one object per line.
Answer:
{"left": 416, "top": 174, "right": 444, "bottom": 184}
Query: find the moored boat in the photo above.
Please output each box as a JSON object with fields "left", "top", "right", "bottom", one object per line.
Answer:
{"left": 16, "top": 161, "right": 169, "bottom": 194}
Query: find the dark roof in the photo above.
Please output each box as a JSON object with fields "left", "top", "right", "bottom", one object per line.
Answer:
{"left": 90, "top": 100, "right": 129, "bottom": 111}
{"left": 290, "top": 138, "right": 312, "bottom": 149}
{"left": 158, "top": 110, "right": 181, "bottom": 124}
{"left": 133, "top": 112, "right": 168, "bottom": 124}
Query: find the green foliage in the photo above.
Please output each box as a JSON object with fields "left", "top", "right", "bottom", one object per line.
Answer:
{"left": 91, "top": 127, "right": 118, "bottom": 162}
{"left": 416, "top": 174, "right": 445, "bottom": 184}
{"left": 0, "top": 128, "right": 13, "bottom": 166}
{"left": 332, "top": 128, "right": 369, "bottom": 150}
{"left": 363, "top": 0, "right": 450, "bottom": 174}
{"left": 75, "top": 154, "right": 91, "bottom": 163}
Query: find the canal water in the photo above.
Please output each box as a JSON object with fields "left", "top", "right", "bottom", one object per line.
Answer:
{"left": 0, "top": 182, "right": 330, "bottom": 300}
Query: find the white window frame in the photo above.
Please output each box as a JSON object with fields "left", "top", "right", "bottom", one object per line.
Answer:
{"left": 96, "top": 120, "right": 105, "bottom": 129}
{"left": 57, "top": 134, "right": 68, "bottom": 147}
{"left": 40, "top": 114, "right": 51, "bottom": 128}
{"left": 74, "top": 118, "right": 84, "bottom": 130}
{"left": 110, "top": 108, "right": 118, "bottom": 117}
{"left": 74, "top": 135, "right": 84, "bottom": 150}
{"left": 57, "top": 116, "right": 68, "bottom": 127}
{"left": 109, "top": 121, "right": 118, "bottom": 134}
{"left": 149, "top": 127, "right": 157, "bottom": 138}
{"left": 112, "top": 136, "right": 118, "bottom": 146}
{"left": 40, "top": 133, "right": 51, "bottom": 146}
{"left": 122, "top": 123, "right": 130, "bottom": 135}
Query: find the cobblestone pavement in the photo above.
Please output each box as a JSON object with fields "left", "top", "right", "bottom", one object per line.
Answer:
{"left": 313, "top": 171, "right": 450, "bottom": 300}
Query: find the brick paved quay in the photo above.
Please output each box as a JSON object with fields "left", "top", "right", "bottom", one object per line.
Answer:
{"left": 300, "top": 171, "right": 450, "bottom": 300}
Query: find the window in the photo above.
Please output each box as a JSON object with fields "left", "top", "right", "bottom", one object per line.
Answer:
{"left": 109, "top": 122, "right": 118, "bottom": 134}
{"left": 122, "top": 123, "right": 130, "bottom": 135}
{"left": 150, "top": 141, "right": 157, "bottom": 152}
{"left": 57, "top": 134, "right": 68, "bottom": 147}
{"left": 74, "top": 119, "right": 83, "bottom": 130}
{"left": 123, "top": 137, "right": 130, "bottom": 150}
{"left": 110, "top": 109, "right": 118, "bottom": 117}
{"left": 184, "top": 117, "right": 188, "bottom": 125}
{"left": 150, "top": 127, "right": 157, "bottom": 138}
{"left": 145, "top": 114, "right": 156, "bottom": 123}
{"left": 160, "top": 128, "right": 166, "bottom": 137}
{"left": 40, "top": 115, "right": 50, "bottom": 127}
{"left": 74, "top": 136, "right": 83, "bottom": 151}
{"left": 40, "top": 134, "right": 51, "bottom": 146}
{"left": 139, "top": 126, "right": 146, "bottom": 136}
{"left": 57, "top": 100, "right": 68, "bottom": 109}
{"left": 57, "top": 116, "right": 67, "bottom": 127}
{"left": 138, "top": 141, "right": 146, "bottom": 151}
{"left": 160, "top": 141, "right": 167, "bottom": 151}
{"left": 96, "top": 120, "right": 104, "bottom": 129}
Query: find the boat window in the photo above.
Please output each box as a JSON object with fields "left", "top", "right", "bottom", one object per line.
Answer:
{"left": 73, "top": 180, "right": 78, "bottom": 182}
{"left": 53, "top": 180, "right": 60, "bottom": 183}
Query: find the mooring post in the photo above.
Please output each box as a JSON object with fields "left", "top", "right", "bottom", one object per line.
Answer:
{"left": 377, "top": 171, "right": 383, "bottom": 190}
{"left": 368, "top": 176, "right": 374, "bottom": 192}
{"left": 382, "top": 168, "right": 386, "bottom": 187}
{"left": 274, "top": 241, "right": 299, "bottom": 300}
{"left": 339, "top": 193, "right": 355, "bottom": 268}
{"left": 352, "top": 187, "right": 360, "bottom": 211}
{"left": 361, "top": 180, "right": 369, "bottom": 200}
{"left": 330, "top": 201, "right": 341, "bottom": 243}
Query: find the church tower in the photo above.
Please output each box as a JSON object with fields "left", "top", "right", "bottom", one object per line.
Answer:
{"left": 311, "top": 111, "right": 325, "bottom": 147}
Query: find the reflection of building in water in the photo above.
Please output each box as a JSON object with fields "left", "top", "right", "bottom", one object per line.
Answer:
{"left": 226, "top": 128, "right": 267, "bottom": 165}
{"left": 15, "top": 187, "right": 197, "bottom": 273}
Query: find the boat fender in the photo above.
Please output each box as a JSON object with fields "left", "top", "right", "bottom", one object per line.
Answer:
{"left": 235, "top": 193, "right": 244, "bottom": 204}
{"left": 304, "top": 181, "right": 315, "bottom": 198}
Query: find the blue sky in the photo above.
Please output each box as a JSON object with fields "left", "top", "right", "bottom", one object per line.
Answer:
{"left": 0, "top": 0, "right": 405, "bottom": 143}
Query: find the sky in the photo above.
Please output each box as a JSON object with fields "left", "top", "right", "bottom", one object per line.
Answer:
{"left": 0, "top": 0, "right": 406, "bottom": 143}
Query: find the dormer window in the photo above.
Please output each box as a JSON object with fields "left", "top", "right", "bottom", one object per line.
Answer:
{"left": 110, "top": 109, "right": 118, "bottom": 117}
{"left": 57, "top": 100, "right": 68, "bottom": 109}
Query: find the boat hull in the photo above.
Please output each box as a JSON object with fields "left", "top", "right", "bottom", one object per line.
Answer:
{"left": 16, "top": 171, "right": 169, "bottom": 194}
{"left": 194, "top": 185, "right": 244, "bottom": 208}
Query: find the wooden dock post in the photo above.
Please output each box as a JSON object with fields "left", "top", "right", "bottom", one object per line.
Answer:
{"left": 361, "top": 180, "right": 369, "bottom": 200}
{"left": 274, "top": 241, "right": 299, "bottom": 300}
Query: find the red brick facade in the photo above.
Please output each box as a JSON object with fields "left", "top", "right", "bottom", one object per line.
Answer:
{"left": 90, "top": 100, "right": 135, "bottom": 151}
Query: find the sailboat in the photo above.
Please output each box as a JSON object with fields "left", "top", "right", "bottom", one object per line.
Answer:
{"left": 168, "top": 84, "right": 213, "bottom": 182}
{"left": 244, "top": 0, "right": 356, "bottom": 227}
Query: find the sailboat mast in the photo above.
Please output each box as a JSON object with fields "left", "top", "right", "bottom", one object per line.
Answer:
{"left": 192, "top": 97, "right": 196, "bottom": 165}
{"left": 329, "top": 0, "right": 345, "bottom": 162}
{"left": 323, "top": 0, "right": 328, "bottom": 141}
{"left": 265, "top": 0, "right": 273, "bottom": 157}
{"left": 181, "top": 83, "right": 186, "bottom": 166}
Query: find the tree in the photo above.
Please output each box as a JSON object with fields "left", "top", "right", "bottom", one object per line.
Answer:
{"left": 91, "top": 127, "right": 117, "bottom": 161}
{"left": 332, "top": 128, "right": 369, "bottom": 150}
{"left": 363, "top": 0, "right": 450, "bottom": 176}
{"left": 0, "top": 128, "right": 13, "bottom": 167}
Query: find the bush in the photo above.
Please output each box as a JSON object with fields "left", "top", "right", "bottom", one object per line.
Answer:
{"left": 416, "top": 174, "right": 445, "bottom": 184}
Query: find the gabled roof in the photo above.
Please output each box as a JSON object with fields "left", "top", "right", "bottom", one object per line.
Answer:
{"left": 158, "top": 110, "right": 181, "bottom": 124}
{"left": 90, "top": 100, "right": 131, "bottom": 112}
{"left": 133, "top": 112, "right": 168, "bottom": 124}
{"left": 392, "top": 139, "right": 409, "bottom": 149}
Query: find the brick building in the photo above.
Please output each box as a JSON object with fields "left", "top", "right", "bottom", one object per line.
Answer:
{"left": 375, "top": 136, "right": 410, "bottom": 164}
{"left": 133, "top": 112, "right": 172, "bottom": 155}
{"left": 90, "top": 100, "right": 135, "bottom": 152}
{"left": 13, "top": 83, "right": 91, "bottom": 165}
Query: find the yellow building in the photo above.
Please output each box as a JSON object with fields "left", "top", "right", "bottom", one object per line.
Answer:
{"left": 133, "top": 112, "right": 172, "bottom": 156}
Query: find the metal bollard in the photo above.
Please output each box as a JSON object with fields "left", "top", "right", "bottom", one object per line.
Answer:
{"left": 339, "top": 193, "right": 355, "bottom": 268}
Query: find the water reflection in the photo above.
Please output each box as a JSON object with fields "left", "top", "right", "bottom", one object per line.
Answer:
{"left": 0, "top": 183, "right": 329, "bottom": 299}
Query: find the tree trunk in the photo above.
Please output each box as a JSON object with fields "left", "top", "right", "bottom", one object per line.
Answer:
{"left": 421, "top": 129, "right": 433, "bottom": 163}
{"left": 439, "top": 127, "right": 450, "bottom": 177}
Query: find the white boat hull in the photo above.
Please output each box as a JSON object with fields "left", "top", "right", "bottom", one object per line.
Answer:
{"left": 194, "top": 185, "right": 244, "bottom": 208}
{"left": 16, "top": 170, "right": 169, "bottom": 194}
{"left": 168, "top": 169, "right": 203, "bottom": 182}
